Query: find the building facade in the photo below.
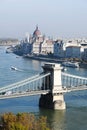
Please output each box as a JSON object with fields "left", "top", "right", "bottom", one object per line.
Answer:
{"left": 54, "top": 40, "right": 65, "bottom": 58}
{"left": 66, "top": 46, "right": 81, "bottom": 58}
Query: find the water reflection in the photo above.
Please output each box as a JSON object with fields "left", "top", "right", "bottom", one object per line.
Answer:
{"left": 39, "top": 108, "right": 66, "bottom": 130}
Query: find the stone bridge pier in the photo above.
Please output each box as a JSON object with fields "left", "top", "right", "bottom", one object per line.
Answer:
{"left": 39, "top": 63, "right": 66, "bottom": 110}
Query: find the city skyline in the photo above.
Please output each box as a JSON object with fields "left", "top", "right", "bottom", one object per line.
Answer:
{"left": 0, "top": 0, "right": 87, "bottom": 39}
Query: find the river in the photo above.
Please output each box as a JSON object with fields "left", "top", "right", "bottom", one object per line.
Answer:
{"left": 0, "top": 46, "right": 87, "bottom": 130}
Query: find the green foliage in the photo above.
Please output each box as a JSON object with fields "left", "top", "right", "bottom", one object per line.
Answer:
{"left": 0, "top": 112, "right": 50, "bottom": 130}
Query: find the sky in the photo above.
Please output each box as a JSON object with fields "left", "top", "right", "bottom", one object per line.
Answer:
{"left": 0, "top": 0, "right": 87, "bottom": 39}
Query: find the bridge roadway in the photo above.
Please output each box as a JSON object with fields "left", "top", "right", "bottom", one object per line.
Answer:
{"left": 67, "top": 85, "right": 87, "bottom": 92}
{"left": 0, "top": 85, "right": 87, "bottom": 100}
{"left": 0, "top": 90, "right": 50, "bottom": 100}
{"left": 0, "top": 86, "right": 87, "bottom": 100}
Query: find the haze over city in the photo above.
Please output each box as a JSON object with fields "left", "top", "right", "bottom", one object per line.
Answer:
{"left": 0, "top": 0, "right": 87, "bottom": 39}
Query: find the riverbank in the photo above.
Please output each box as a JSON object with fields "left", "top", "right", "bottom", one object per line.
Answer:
{"left": 23, "top": 54, "right": 87, "bottom": 69}
{"left": 23, "top": 54, "right": 66, "bottom": 63}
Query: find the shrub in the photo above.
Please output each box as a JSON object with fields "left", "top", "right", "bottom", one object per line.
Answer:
{"left": 0, "top": 112, "right": 50, "bottom": 130}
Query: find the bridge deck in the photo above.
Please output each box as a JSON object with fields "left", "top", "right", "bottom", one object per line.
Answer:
{"left": 67, "top": 85, "right": 87, "bottom": 92}
{"left": 0, "top": 90, "right": 50, "bottom": 100}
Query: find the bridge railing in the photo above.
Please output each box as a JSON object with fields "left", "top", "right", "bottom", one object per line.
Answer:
{"left": 62, "top": 72, "right": 87, "bottom": 88}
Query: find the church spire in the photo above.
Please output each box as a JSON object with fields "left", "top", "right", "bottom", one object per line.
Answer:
{"left": 36, "top": 24, "right": 38, "bottom": 30}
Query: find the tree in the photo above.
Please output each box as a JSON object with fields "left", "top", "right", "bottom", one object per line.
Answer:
{"left": 0, "top": 112, "right": 50, "bottom": 130}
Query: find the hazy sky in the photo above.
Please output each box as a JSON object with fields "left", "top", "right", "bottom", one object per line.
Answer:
{"left": 0, "top": 0, "right": 87, "bottom": 39}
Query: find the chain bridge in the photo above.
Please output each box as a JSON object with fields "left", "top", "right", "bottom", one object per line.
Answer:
{"left": 0, "top": 72, "right": 50, "bottom": 99}
{"left": 0, "top": 63, "right": 87, "bottom": 110}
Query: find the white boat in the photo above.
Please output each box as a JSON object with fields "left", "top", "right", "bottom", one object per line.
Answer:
{"left": 11, "top": 66, "right": 18, "bottom": 70}
{"left": 62, "top": 67, "right": 67, "bottom": 71}
{"left": 62, "top": 61, "right": 79, "bottom": 68}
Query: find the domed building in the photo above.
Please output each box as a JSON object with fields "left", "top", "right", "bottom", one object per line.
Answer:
{"left": 17, "top": 25, "right": 54, "bottom": 55}
{"left": 32, "top": 25, "right": 44, "bottom": 43}
{"left": 31, "top": 25, "right": 54, "bottom": 54}
{"left": 33, "top": 25, "right": 41, "bottom": 37}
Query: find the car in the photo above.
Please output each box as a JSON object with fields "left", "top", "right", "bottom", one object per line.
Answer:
{"left": 4, "top": 91, "right": 12, "bottom": 95}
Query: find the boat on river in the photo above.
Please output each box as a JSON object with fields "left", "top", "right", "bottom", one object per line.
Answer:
{"left": 11, "top": 66, "right": 18, "bottom": 70}
{"left": 62, "top": 61, "right": 79, "bottom": 68}
{"left": 62, "top": 67, "right": 67, "bottom": 71}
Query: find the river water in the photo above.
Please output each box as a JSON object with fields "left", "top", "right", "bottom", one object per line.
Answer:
{"left": 0, "top": 46, "right": 87, "bottom": 130}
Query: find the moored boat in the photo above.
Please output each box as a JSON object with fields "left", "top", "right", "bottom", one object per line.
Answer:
{"left": 62, "top": 61, "right": 79, "bottom": 68}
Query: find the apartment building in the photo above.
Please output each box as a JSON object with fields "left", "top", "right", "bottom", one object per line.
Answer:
{"left": 66, "top": 45, "right": 81, "bottom": 58}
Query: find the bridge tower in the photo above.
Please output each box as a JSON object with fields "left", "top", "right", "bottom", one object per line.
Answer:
{"left": 39, "top": 63, "right": 66, "bottom": 110}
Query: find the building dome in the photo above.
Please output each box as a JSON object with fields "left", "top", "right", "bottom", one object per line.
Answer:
{"left": 33, "top": 25, "right": 41, "bottom": 37}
